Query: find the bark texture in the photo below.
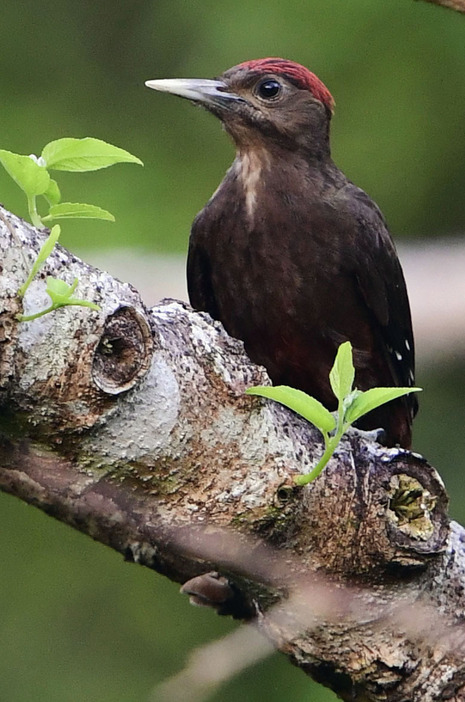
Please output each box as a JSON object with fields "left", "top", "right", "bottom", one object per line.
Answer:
{"left": 1, "top": 205, "right": 465, "bottom": 701}
{"left": 420, "top": 0, "right": 465, "bottom": 12}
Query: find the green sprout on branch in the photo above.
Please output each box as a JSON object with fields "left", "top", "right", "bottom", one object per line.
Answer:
{"left": 247, "top": 341, "right": 422, "bottom": 486}
{"left": 0, "top": 137, "right": 143, "bottom": 321}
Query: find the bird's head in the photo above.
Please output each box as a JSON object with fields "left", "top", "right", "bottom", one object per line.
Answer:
{"left": 146, "top": 58, "right": 335, "bottom": 159}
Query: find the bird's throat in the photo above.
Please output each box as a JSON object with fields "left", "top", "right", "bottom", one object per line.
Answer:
{"left": 234, "top": 150, "right": 270, "bottom": 221}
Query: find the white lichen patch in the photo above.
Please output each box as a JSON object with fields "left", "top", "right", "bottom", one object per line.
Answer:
{"left": 197, "top": 404, "right": 314, "bottom": 512}
{"left": 82, "top": 354, "right": 181, "bottom": 464}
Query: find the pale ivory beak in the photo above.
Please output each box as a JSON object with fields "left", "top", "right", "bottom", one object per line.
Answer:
{"left": 145, "top": 78, "right": 243, "bottom": 108}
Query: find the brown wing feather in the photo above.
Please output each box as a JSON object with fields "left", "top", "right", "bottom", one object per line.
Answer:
{"left": 188, "top": 169, "right": 417, "bottom": 447}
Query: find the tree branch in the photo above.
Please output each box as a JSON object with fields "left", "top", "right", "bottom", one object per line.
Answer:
{"left": 1, "top": 205, "right": 464, "bottom": 700}
{"left": 419, "top": 0, "right": 465, "bottom": 13}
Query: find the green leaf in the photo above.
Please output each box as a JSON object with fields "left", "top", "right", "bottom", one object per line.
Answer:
{"left": 66, "top": 298, "right": 100, "bottom": 311}
{"left": 17, "top": 225, "right": 62, "bottom": 298}
{"left": 36, "top": 225, "right": 61, "bottom": 266}
{"left": 247, "top": 385, "right": 336, "bottom": 433}
{"left": 45, "top": 277, "right": 80, "bottom": 306}
{"left": 46, "top": 277, "right": 74, "bottom": 299}
{"left": 43, "top": 178, "right": 61, "bottom": 205}
{"left": 19, "top": 275, "right": 99, "bottom": 322}
{"left": 329, "top": 341, "right": 355, "bottom": 402}
{"left": 41, "top": 137, "right": 143, "bottom": 172}
{"left": 43, "top": 202, "right": 115, "bottom": 222}
{"left": 344, "top": 386, "right": 422, "bottom": 425}
{"left": 0, "top": 149, "right": 50, "bottom": 197}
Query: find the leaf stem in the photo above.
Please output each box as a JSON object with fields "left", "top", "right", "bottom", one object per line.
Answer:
{"left": 27, "top": 194, "right": 43, "bottom": 229}
{"left": 294, "top": 433, "right": 338, "bottom": 485}
{"left": 17, "top": 304, "right": 57, "bottom": 322}
{"left": 18, "top": 267, "right": 39, "bottom": 299}
{"left": 17, "top": 298, "right": 99, "bottom": 322}
{"left": 295, "top": 388, "right": 349, "bottom": 486}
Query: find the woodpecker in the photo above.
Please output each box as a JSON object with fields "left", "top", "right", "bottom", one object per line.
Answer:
{"left": 146, "top": 58, "right": 418, "bottom": 448}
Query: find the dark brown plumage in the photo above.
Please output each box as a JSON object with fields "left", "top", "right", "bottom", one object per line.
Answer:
{"left": 146, "top": 58, "right": 417, "bottom": 447}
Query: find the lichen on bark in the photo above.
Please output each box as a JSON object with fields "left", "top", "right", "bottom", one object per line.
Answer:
{"left": 1, "top": 205, "right": 464, "bottom": 701}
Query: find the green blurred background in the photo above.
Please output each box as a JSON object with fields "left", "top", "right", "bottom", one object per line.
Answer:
{"left": 1, "top": 1, "right": 464, "bottom": 700}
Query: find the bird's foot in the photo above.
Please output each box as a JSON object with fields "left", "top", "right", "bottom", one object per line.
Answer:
{"left": 181, "top": 571, "right": 255, "bottom": 619}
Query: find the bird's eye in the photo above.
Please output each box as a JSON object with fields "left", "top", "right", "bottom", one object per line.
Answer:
{"left": 256, "top": 79, "right": 282, "bottom": 100}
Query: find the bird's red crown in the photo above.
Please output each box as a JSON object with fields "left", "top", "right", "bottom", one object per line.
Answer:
{"left": 236, "top": 58, "right": 335, "bottom": 112}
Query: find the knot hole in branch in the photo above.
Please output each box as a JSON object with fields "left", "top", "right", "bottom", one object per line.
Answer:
{"left": 387, "top": 473, "right": 437, "bottom": 540}
{"left": 92, "top": 306, "right": 153, "bottom": 394}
